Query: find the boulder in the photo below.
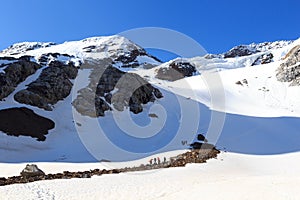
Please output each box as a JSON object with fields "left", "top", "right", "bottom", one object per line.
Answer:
{"left": 20, "top": 164, "right": 45, "bottom": 178}
{"left": 197, "top": 134, "right": 208, "bottom": 142}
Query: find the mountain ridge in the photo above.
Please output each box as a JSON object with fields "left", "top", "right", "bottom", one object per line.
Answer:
{"left": 0, "top": 35, "right": 300, "bottom": 162}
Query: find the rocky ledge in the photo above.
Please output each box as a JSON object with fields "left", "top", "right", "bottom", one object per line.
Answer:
{"left": 0, "top": 148, "right": 220, "bottom": 187}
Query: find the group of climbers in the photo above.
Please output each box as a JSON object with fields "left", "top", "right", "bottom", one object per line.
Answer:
{"left": 149, "top": 157, "right": 167, "bottom": 165}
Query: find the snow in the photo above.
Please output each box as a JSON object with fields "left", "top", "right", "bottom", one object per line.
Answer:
{"left": 133, "top": 38, "right": 300, "bottom": 117}
{"left": 0, "top": 36, "right": 141, "bottom": 63}
{"left": 0, "top": 36, "right": 300, "bottom": 199}
{"left": 0, "top": 42, "right": 55, "bottom": 55}
{"left": 135, "top": 55, "right": 161, "bottom": 65}
{"left": 0, "top": 36, "right": 299, "bottom": 161}
{"left": 1, "top": 151, "right": 300, "bottom": 199}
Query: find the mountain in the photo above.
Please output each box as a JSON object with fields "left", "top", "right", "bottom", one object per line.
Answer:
{"left": 0, "top": 36, "right": 300, "bottom": 163}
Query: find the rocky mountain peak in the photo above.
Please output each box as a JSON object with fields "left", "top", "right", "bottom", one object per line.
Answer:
{"left": 223, "top": 40, "right": 293, "bottom": 58}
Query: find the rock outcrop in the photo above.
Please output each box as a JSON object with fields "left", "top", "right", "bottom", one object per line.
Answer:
{"left": 223, "top": 41, "right": 292, "bottom": 58}
{"left": 14, "top": 61, "right": 78, "bottom": 110}
{"left": 115, "top": 49, "right": 161, "bottom": 68}
{"left": 252, "top": 53, "right": 274, "bottom": 66}
{"left": 0, "top": 60, "right": 41, "bottom": 100}
{"left": 73, "top": 60, "right": 163, "bottom": 117}
{"left": 224, "top": 45, "right": 259, "bottom": 58}
{"left": 235, "top": 79, "right": 248, "bottom": 87}
{"left": 189, "top": 142, "right": 216, "bottom": 150}
{"left": 276, "top": 45, "right": 300, "bottom": 86}
{"left": 38, "top": 53, "right": 76, "bottom": 66}
{"left": 21, "top": 164, "right": 45, "bottom": 178}
{"left": 156, "top": 61, "right": 197, "bottom": 81}
{"left": 0, "top": 107, "right": 55, "bottom": 141}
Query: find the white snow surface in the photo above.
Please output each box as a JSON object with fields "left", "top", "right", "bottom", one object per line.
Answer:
{"left": 1, "top": 151, "right": 300, "bottom": 200}
{"left": 135, "top": 38, "right": 300, "bottom": 117}
{"left": 0, "top": 36, "right": 300, "bottom": 199}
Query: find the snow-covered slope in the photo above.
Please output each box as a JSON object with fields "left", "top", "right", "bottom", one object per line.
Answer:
{"left": 0, "top": 36, "right": 299, "bottom": 163}
{"left": 0, "top": 36, "right": 161, "bottom": 68}
{"left": 1, "top": 151, "right": 300, "bottom": 200}
{"left": 134, "top": 38, "right": 300, "bottom": 117}
{"left": 1, "top": 35, "right": 300, "bottom": 199}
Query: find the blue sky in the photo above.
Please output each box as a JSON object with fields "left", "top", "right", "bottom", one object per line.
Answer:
{"left": 1, "top": 0, "right": 300, "bottom": 59}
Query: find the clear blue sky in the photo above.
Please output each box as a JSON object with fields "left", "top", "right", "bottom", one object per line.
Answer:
{"left": 1, "top": 0, "right": 300, "bottom": 57}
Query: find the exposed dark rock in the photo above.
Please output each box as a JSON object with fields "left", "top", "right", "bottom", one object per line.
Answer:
{"left": 14, "top": 61, "right": 78, "bottom": 110}
{"left": 169, "top": 149, "right": 220, "bottom": 167}
{"left": 235, "top": 81, "right": 243, "bottom": 86}
{"left": 73, "top": 61, "right": 163, "bottom": 117}
{"left": 115, "top": 49, "right": 161, "bottom": 68}
{"left": 38, "top": 53, "right": 74, "bottom": 66}
{"left": 19, "top": 55, "right": 33, "bottom": 62}
{"left": 252, "top": 53, "right": 274, "bottom": 66}
{"left": 49, "top": 60, "right": 78, "bottom": 79}
{"left": 130, "top": 103, "right": 143, "bottom": 114}
{"left": 82, "top": 45, "right": 97, "bottom": 53}
{"left": 0, "top": 56, "right": 18, "bottom": 61}
{"left": 0, "top": 56, "right": 20, "bottom": 67}
{"left": 0, "top": 107, "right": 55, "bottom": 141}
{"left": 235, "top": 79, "right": 248, "bottom": 86}
{"left": 21, "top": 164, "right": 45, "bottom": 178}
{"left": 95, "top": 96, "right": 111, "bottom": 117}
{"left": 153, "top": 88, "right": 163, "bottom": 98}
{"left": 111, "top": 72, "right": 161, "bottom": 114}
{"left": 189, "top": 142, "right": 216, "bottom": 150}
{"left": 115, "top": 49, "right": 147, "bottom": 64}
{"left": 197, "top": 134, "right": 208, "bottom": 142}
{"left": 156, "top": 61, "right": 197, "bottom": 81}
{"left": 0, "top": 60, "right": 41, "bottom": 100}
{"left": 276, "top": 45, "right": 300, "bottom": 86}
{"left": 204, "top": 54, "right": 222, "bottom": 59}
{"left": 224, "top": 45, "right": 259, "bottom": 58}
{"left": 209, "top": 41, "right": 292, "bottom": 60}
{"left": 104, "top": 93, "right": 112, "bottom": 104}
{"left": 148, "top": 113, "right": 158, "bottom": 118}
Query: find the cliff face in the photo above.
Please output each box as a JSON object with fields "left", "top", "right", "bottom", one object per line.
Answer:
{"left": 276, "top": 45, "right": 300, "bottom": 86}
